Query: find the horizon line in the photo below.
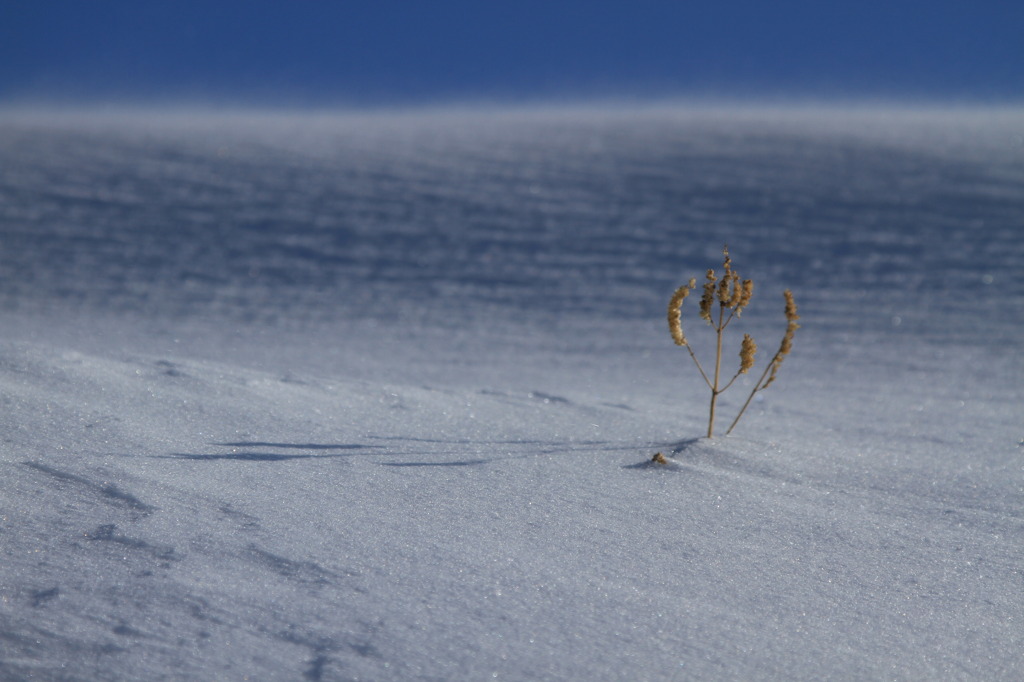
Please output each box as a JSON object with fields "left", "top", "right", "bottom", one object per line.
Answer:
{"left": 1, "top": 94, "right": 1023, "bottom": 119}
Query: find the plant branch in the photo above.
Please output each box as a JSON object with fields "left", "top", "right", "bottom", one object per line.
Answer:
{"left": 708, "top": 304, "right": 726, "bottom": 438}
{"left": 684, "top": 344, "right": 714, "bottom": 391}
{"left": 724, "top": 351, "right": 781, "bottom": 435}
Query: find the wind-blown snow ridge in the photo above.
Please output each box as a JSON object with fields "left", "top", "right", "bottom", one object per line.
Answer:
{"left": 2, "top": 106, "right": 1021, "bottom": 339}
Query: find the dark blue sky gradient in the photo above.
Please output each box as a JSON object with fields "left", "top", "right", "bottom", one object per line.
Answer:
{"left": 1, "top": 1, "right": 1021, "bottom": 104}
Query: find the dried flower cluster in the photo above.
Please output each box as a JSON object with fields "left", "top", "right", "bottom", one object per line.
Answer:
{"left": 667, "top": 278, "right": 695, "bottom": 346}
{"left": 762, "top": 290, "right": 800, "bottom": 389}
{"left": 666, "top": 245, "right": 800, "bottom": 438}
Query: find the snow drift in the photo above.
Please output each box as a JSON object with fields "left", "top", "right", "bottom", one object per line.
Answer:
{"left": 1, "top": 104, "right": 1022, "bottom": 680}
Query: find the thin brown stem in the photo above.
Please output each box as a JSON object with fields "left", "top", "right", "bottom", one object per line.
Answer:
{"left": 720, "top": 307, "right": 738, "bottom": 331}
{"left": 724, "top": 351, "right": 781, "bottom": 435}
{"left": 719, "top": 368, "right": 746, "bottom": 394}
{"left": 684, "top": 344, "right": 714, "bottom": 391}
{"left": 708, "top": 305, "right": 726, "bottom": 438}
{"left": 707, "top": 393, "right": 717, "bottom": 438}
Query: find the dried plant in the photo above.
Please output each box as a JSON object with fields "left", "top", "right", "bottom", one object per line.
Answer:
{"left": 667, "top": 246, "right": 799, "bottom": 437}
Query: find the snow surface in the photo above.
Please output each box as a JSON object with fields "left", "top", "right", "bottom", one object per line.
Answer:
{"left": 1, "top": 104, "right": 1022, "bottom": 680}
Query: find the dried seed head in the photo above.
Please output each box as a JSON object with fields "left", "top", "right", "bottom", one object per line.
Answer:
{"left": 764, "top": 291, "right": 801, "bottom": 390}
{"left": 761, "top": 290, "right": 801, "bottom": 391}
{"left": 739, "top": 334, "right": 757, "bottom": 374}
{"left": 699, "top": 270, "right": 717, "bottom": 322}
{"left": 717, "top": 276, "right": 731, "bottom": 304}
{"left": 728, "top": 272, "right": 743, "bottom": 307}
{"left": 783, "top": 289, "right": 799, "bottom": 323}
{"left": 667, "top": 283, "right": 693, "bottom": 346}
{"left": 779, "top": 335, "right": 792, "bottom": 356}
{"left": 739, "top": 279, "right": 754, "bottom": 309}
{"left": 719, "top": 246, "right": 745, "bottom": 309}
{"left": 781, "top": 319, "right": 799, "bottom": 354}
{"left": 779, "top": 290, "right": 800, "bottom": 357}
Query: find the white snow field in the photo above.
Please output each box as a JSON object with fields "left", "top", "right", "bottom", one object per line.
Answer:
{"left": 1, "top": 105, "right": 1022, "bottom": 681}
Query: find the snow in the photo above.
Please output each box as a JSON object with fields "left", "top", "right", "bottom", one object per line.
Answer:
{"left": 1, "top": 104, "right": 1022, "bottom": 680}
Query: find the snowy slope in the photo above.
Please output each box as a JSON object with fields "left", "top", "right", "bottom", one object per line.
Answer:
{"left": 1, "top": 105, "right": 1022, "bottom": 680}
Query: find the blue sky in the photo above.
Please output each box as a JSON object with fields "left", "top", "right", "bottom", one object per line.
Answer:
{"left": 1, "top": 1, "right": 1021, "bottom": 105}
